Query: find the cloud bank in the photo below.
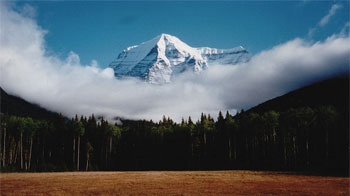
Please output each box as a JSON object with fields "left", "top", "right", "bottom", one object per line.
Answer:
{"left": 0, "top": 3, "right": 349, "bottom": 122}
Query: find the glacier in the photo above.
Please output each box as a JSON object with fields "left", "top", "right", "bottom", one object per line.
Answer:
{"left": 109, "top": 33, "right": 251, "bottom": 83}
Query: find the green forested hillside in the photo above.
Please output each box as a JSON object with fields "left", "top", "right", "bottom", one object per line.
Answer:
{"left": 0, "top": 88, "right": 59, "bottom": 120}
{"left": 248, "top": 76, "right": 349, "bottom": 114}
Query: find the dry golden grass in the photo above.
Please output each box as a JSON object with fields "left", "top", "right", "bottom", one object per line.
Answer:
{"left": 0, "top": 170, "right": 349, "bottom": 196}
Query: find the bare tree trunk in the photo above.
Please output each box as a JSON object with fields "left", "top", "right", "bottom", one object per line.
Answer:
{"left": 283, "top": 137, "right": 287, "bottom": 168}
{"left": 2, "top": 129, "right": 6, "bottom": 167}
{"left": 25, "top": 137, "right": 29, "bottom": 171}
{"left": 100, "top": 144, "right": 104, "bottom": 170}
{"left": 20, "top": 132, "right": 23, "bottom": 170}
{"left": 77, "top": 135, "right": 80, "bottom": 171}
{"left": 85, "top": 157, "right": 89, "bottom": 171}
{"left": 42, "top": 138, "right": 45, "bottom": 164}
{"left": 234, "top": 139, "right": 237, "bottom": 161}
{"left": 9, "top": 138, "right": 15, "bottom": 165}
{"left": 293, "top": 136, "right": 297, "bottom": 169}
{"left": 109, "top": 137, "right": 112, "bottom": 156}
{"left": 191, "top": 142, "right": 193, "bottom": 158}
{"left": 326, "top": 130, "right": 329, "bottom": 161}
{"left": 228, "top": 138, "right": 232, "bottom": 161}
{"left": 86, "top": 144, "right": 89, "bottom": 172}
{"left": 104, "top": 138, "right": 109, "bottom": 169}
{"left": 306, "top": 139, "right": 309, "bottom": 168}
{"left": 28, "top": 136, "right": 33, "bottom": 170}
{"left": 73, "top": 137, "right": 75, "bottom": 170}
{"left": 109, "top": 137, "right": 112, "bottom": 168}
{"left": 24, "top": 140, "right": 28, "bottom": 171}
{"left": 14, "top": 139, "right": 19, "bottom": 164}
{"left": 0, "top": 126, "right": 2, "bottom": 168}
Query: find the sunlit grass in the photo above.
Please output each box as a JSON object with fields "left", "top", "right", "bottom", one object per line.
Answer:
{"left": 0, "top": 171, "right": 349, "bottom": 196}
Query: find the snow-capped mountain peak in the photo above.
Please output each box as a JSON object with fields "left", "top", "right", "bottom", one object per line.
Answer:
{"left": 109, "top": 34, "right": 250, "bottom": 83}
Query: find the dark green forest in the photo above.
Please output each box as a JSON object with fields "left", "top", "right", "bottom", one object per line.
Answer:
{"left": 0, "top": 76, "right": 349, "bottom": 174}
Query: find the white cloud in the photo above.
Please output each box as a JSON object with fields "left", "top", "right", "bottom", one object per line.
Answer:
{"left": 319, "top": 4, "right": 342, "bottom": 27}
{"left": 308, "top": 27, "right": 316, "bottom": 37}
{"left": 340, "top": 22, "right": 350, "bottom": 36}
{"left": 19, "top": 4, "right": 37, "bottom": 18}
{"left": 0, "top": 3, "right": 349, "bottom": 122}
{"left": 309, "top": 4, "right": 343, "bottom": 37}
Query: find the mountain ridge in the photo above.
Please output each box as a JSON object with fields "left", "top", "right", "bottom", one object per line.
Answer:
{"left": 0, "top": 87, "right": 59, "bottom": 120}
{"left": 109, "top": 34, "right": 251, "bottom": 83}
{"left": 246, "top": 75, "right": 349, "bottom": 114}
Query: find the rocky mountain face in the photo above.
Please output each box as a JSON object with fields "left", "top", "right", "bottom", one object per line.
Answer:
{"left": 109, "top": 34, "right": 251, "bottom": 83}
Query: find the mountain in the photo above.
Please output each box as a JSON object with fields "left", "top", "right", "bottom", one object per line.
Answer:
{"left": 109, "top": 34, "right": 251, "bottom": 83}
{"left": 0, "top": 87, "right": 59, "bottom": 120}
{"left": 247, "top": 75, "right": 349, "bottom": 114}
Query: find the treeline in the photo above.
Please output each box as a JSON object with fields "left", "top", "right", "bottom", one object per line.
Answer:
{"left": 0, "top": 105, "right": 348, "bottom": 174}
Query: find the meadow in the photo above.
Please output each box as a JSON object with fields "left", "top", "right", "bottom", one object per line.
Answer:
{"left": 0, "top": 171, "right": 349, "bottom": 196}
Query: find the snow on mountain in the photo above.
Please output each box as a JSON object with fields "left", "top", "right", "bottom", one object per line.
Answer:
{"left": 109, "top": 34, "right": 251, "bottom": 83}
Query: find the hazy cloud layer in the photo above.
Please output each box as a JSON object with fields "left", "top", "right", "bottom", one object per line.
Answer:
{"left": 319, "top": 4, "right": 342, "bottom": 27}
{"left": 1, "top": 3, "right": 349, "bottom": 122}
{"left": 309, "top": 3, "right": 342, "bottom": 37}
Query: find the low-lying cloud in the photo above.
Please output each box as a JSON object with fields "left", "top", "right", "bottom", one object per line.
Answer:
{"left": 1, "top": 3, "right": 349, "bottom": 122}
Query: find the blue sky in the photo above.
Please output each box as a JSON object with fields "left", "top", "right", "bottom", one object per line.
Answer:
{"left": 1, "top": 1, "right": 349, "bottom": 121}
{"left": 15, "top": 1, "right": 350, "bottom": 67}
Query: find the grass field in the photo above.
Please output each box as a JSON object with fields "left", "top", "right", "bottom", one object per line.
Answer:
{"left": 0, "top": 171, "right": 349, "bottom": 196}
